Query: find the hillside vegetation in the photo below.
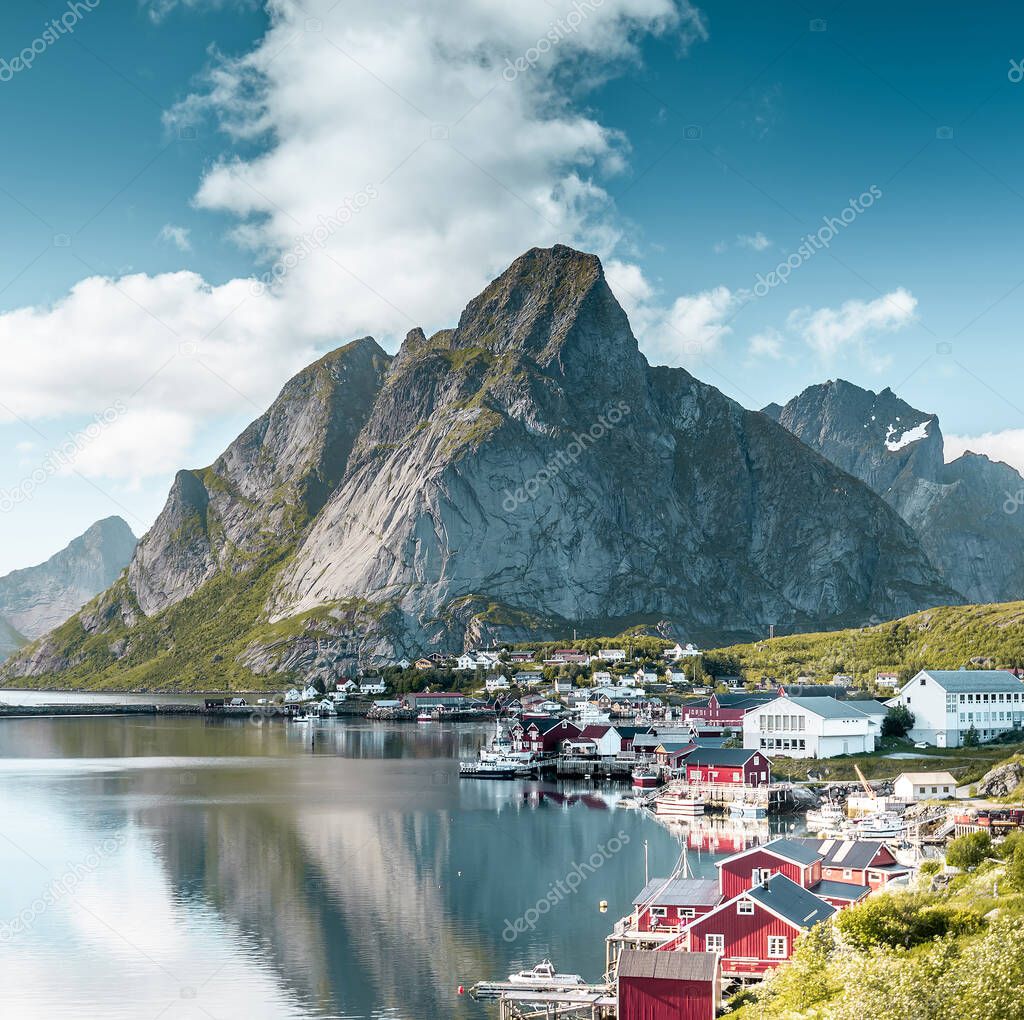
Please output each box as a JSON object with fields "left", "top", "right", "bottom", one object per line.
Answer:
{"left": 734, "top": 827, "right": 1024, "bottom": 1019}
{"left": 706, "top": 601, "right": 1024, "bottom": 685}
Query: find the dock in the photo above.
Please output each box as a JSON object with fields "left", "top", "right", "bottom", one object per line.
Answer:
{"left": 471, "top": 983, "right": 615, "bottom": 1019}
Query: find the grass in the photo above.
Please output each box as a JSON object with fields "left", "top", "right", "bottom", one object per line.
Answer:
{"left": 704, "top": 601, "right": 1024, "bottom": 685}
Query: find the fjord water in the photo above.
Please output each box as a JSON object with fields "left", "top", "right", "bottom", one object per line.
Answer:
{"left": 0, "top": 714, "right": 789, "bottom": 1019}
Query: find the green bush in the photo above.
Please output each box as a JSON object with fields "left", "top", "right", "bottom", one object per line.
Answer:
{"left": 919, "top": 860, "right": 942, "bottom": 877}
{"left": 834, "top": 893, "right": 981, "bottom": 951}
{"left": 946, "top": 831, "right": 992, "bottom": 871}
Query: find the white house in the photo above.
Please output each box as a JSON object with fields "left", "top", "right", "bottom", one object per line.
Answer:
{"left": 284, "top": 688, "right": 302, "bottom": 703}
{"left": 634, "top": 665, "right": 658, "bottom": 685}
{"left": 887, "top": 669, "right": 1024, "bottom": 747}
{"left": 395, "top": 658, "right": 412, "bottom": 669}
{"left": 336, "top": 679, "right": 359, "bottom": 693}
{"left": 301, "top": 684, "right": 320, "bottom": 701}
{"left": 478, "top": 650, "right": 502, "bottom": 667}
{"left": 665, "top": 667, "right": 688, "bottom": 685}
{"left": 664, "top": 642, "right": 701, "bottom": 660}
{"left": 875, "top": 672, "right": 900, "bottom": 689}
{"left": 359, "top": 678, "right": 387, "bottom": 695}
{"left": 743, "top": 695, "right": 875, "bottom": 758}
{"left": 591, "top": 670, "right": 613, "bottom": 685}
{"left": 456, "top": 653, "right": 478, "bottom": 671}
{"left": 598, "top": 648, "right": 627, "bottom": 662}
{"left": 894, "top": 771, "right": 957, "bottom": 802}
{"left": 485, "top": 674, "right": 511, "bottom": 693}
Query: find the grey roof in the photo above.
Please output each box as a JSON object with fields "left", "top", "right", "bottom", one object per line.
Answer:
{"left": 684, "top": 748, "right": 762, "bottom": 766}
{"left": 774, "top": 696, "right": 872, "bottom": 720}
{"left": 811, "top": 879, "right": 870, "bottom": 901}
{"left": 617, "top": 949, "right": 718, "bottom": 983}
{"left": 793, "top": 837, "right": 887, "bottom": 870}
{"left": 781, "top": 685, "right": 848, "bottom": 699}
{"left": 633, "top": 877, "right": 721, "bottom": 908}
{"left": 916, "top": 669, "right": 1023, "bottom": 693}
{"left": 745, "top": 873, "right": 836, "bottom": 928}
{"left": 713, "top": 692, "right": 776, "bottom": 708}
{"left": 761, "top": 838, "right": 823, "bottom": 866}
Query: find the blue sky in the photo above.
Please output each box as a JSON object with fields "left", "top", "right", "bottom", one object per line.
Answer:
{"left": 1, "top": 0, "right": 1023, "bottom": 574}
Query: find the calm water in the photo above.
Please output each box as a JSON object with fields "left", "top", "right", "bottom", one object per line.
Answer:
{"left": 0, "top": 714, "right": 798, "bottom": 1019}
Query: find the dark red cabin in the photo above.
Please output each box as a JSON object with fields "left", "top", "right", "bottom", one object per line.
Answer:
{"left": 617, "top": 949, "right": 720, "bottom": 1020}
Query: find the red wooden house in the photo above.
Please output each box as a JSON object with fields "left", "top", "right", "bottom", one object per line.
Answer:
{"left": 795, "top": 837, "right": 912, "bottom": 890}
{"left": 617, "top": 949, "right": 720, "bottom": 1020}
{"left": 630, "top": 877, "right": 722, "bottom": 932}
{"left": 685, "top": 692, "right": 776, "bottom": 729}
{"left": 512, "top": 718, "right": 581, "bottom": 754}
{"left": 718, "top": 838, "right": 871, "bottom": 907}
{"left": 684, "top": 748, "right": 771, "bottom": 787}
{"left": 678, "top": 873, "right": 835, "bottom": 977}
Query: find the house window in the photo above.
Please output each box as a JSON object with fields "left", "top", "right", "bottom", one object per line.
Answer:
{"left": 843, "top": 868, "right": 853, "bottom": 879}
{"left": 650, "top": 906, "right": 667, "bottom": 919}
{"left": 767, "top": 936, "right": 788, "bottom": 958}
{"left": 737, "top": 900, "right": 754, "bottom": 915}
{"left": 680, "top": 908, "right": 695, "bottom": 918}
{"left": 752, "top": 868, "right": 773, "bottom": 885}
{"left": 705, "top": 934, "right": 724, "bottom": 954}
{"left": 920, "top": 677, "right": 926, "bottom": 686}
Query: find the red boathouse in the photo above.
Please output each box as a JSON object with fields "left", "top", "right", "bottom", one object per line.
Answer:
{"left": 617, "top": 949, "right": 720, "bottom": 1020}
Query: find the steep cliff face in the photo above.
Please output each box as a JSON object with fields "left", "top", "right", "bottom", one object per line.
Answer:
{"left": 769, "top": 379, "right": 1024, "bottom": 603}
{"left": 2, "top": 247, "right": 960, "bottom": 688}
{"left": 0, "top": 517, "right": 137, "bottom": 660}
{"left": 272, "top": 246, "right": 955, "bottom": 655}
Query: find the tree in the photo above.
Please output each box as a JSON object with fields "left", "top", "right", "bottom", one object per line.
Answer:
{"left": 945, "top": 830, "right": 992, "bottom": 870}
{"left": 311, "top": 676, "right": 327, "bottom": 695}
{"left": 963, "top": 724, "right": 980, "bottom": 748}
{"left": 881, "top": 704, "right": 915, "bottom": 738}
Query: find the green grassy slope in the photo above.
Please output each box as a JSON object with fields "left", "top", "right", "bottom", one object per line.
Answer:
{"left": 705, "top": 601, "right": 1024, "bottom": 684}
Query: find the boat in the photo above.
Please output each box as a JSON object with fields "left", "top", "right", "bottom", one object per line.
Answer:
{"left": 729, "top": 802, "right": 767, "bottom": 819}
{"left": 416, "top": 710, "right": 437, "bottom": 723}
{"left": 507, "top": 960, "right": 586, "bottom": 989}
{"left": 459, "top": 722, "right": 538, "bottom": 779}
{"left": 631, "top": 766, "right": 663, "bottom": 791}
{"left": 653, "top": 791, "right": 705, "bottom": 817}
{"left": 847, "top": 811, "right": 906, "bottom": 840}
{"left": 806, "top": 800, "right": 846, "bottom": 831}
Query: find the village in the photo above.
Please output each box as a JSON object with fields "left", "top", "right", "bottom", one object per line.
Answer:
{"left": 247, "top": 642, "right": 1024, "bottom": 1017}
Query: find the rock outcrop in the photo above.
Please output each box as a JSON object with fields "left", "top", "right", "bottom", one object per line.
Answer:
{"left": 977, "top": 757, "right": 1024, "bottom": 799}
{"left": 2, "top": 246, "right": 961, "bottom": 687}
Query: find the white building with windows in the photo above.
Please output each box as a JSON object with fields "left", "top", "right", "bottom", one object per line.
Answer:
{"left": 598, "top": 648, "right": 627, "bottom": 662}
{"left": 893, "top": 771, "right": 957, "bottom": 802}
{"left": 742, "top": 696, "right": 876, "bottom": 758}
{"left": 887, "top": 669, "right": 1024, "bottom": 747}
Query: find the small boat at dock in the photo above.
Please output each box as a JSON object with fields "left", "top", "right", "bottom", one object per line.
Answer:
{"left": 729, "top": 801, "right": 767, "bottom": 819}
{"left": 631, "top": 766, "right": 662, "bottom": 791}
{"left": 508, "top": 960, "right": 586, "bottom": 989}
{"left": 653, "top": 790, "right": 705, "bottom": 817}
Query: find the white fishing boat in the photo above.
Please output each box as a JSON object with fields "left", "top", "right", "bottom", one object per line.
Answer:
{"left": 845, "top": 811, "right": 905, "bottom": 840}
{"left": 653, "top": 790, "right": 705, "bottom": 817}
{"left": 806, "top": 800, "right": 846, "bottom": 831}
{"left": 459, "top": 722, "right": 537, "bottom": 778}
{"left": 507, "top": 960, "right": 586, "bottom": 989}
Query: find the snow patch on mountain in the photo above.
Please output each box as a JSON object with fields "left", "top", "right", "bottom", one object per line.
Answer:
{"left": 885, "top": 418, "right": 932, "bottom": 452}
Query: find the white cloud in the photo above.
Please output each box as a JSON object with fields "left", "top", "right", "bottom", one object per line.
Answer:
{"left": 747, "top": 327, "right": 784, "bottom": 359}
{"left": 787, "top": 288, "right": 917, "bottom": 369}
{"left": 158, "top": 224, "right": 192, "bottom": 251}
{"left": 0, "top": 0, "right": 707, "bottom": 487}
{"left": 140, "top": 0, "right": 259, "bottom": 24}
{"left": 945, "top": 430, "right": 1024, "bottom": 476}
{"left": 736, "top": 231, "right": 771, "bottom": 251}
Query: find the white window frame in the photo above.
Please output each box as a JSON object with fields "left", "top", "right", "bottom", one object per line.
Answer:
{"left": 737, "top": 899, "right": 754, "bottom": 915}
{"left": 705, "top": 934, "right": 724, "bottom": 954}
{"left": 649, "top": 906, "right": 668, "bottom": 919}
{"left": 752, "top": 868, "right": 773, "bottom": 885}
{"left": 767, "top": 936, "right": 788, "bottom": 958}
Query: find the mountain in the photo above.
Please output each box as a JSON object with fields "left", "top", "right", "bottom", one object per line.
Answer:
{"left": 2, "top": 246, "right": 960, "bottom": 689}
{"left": 0, "top": 517, "right": 137, "bottom": 661}
{"left": 766, "top": 379, "right": 1024, "bottom": 603}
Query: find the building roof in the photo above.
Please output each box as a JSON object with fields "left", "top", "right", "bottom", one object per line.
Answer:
{"left": 916, "top": 669, "right": 1023, "bottom": 693}
{"left": 811, "top": 879, "right": 871, "bottom": 902}
{"left": 895, "top": 771, "right": 957, "bottom": 786}
{"left": 769, "top": 695, "right": 872, "bottom": 720}
{"left": 684, "top": 748, "right": 762, "bottom": 767}
{"left": 713, "top": 692, "right": 776, "bottom": 708}
{"left": 745, "top": 873, "right": 836, "bottom": 928}
{"left": 633, "top": 877, "right": 722, "bottom": 908}
{"left": 792, "top": 837, "right": 888, "bottom": 870}
{"left": 781, "top": 684, "right": 848, "bottom": 699}
{"left": 617, "top": 949, "right": 718, "bottom": 983}
{"left": 759, "top": 837, "right": 823, "bottom": 866}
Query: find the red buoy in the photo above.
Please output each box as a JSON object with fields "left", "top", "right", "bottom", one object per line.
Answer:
{"left": 457, "top": 985, "right": 464, "bottom": 995}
